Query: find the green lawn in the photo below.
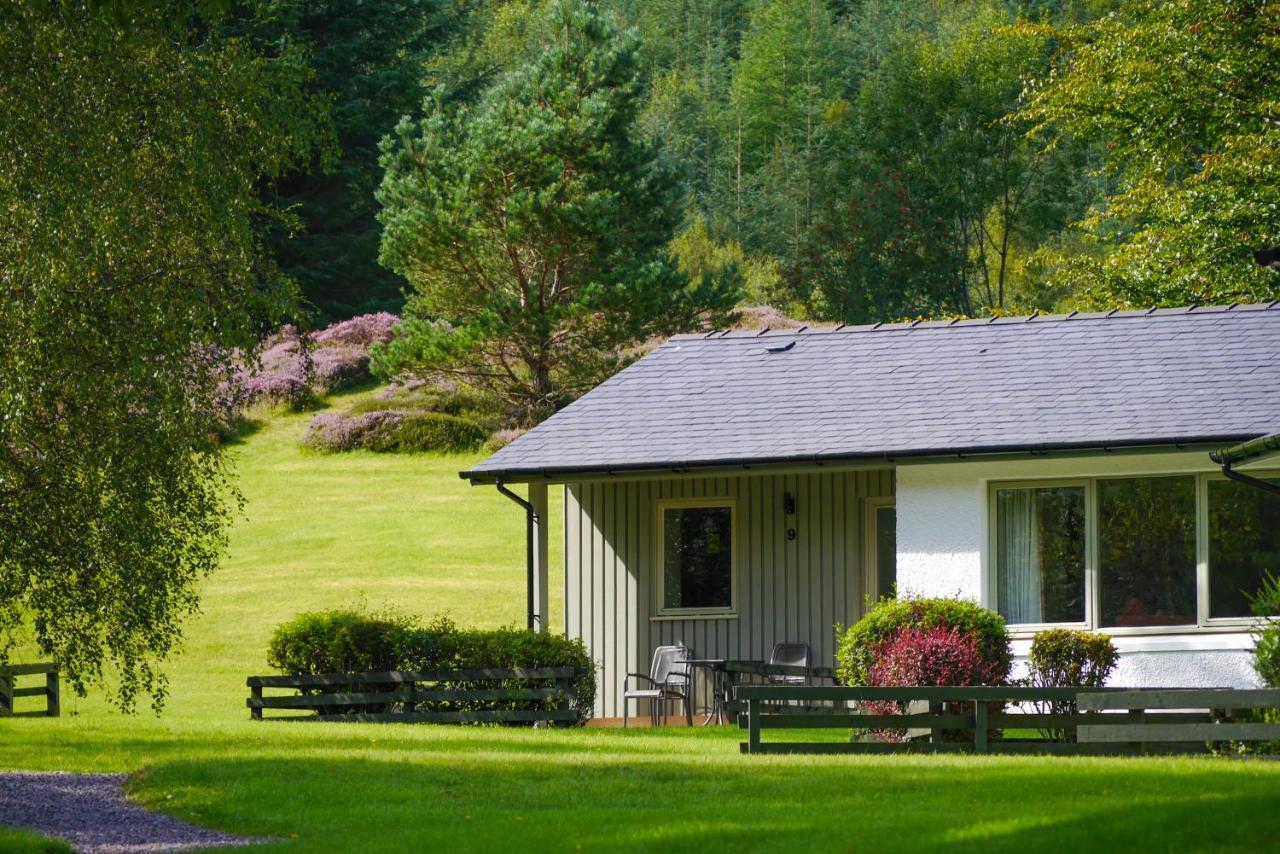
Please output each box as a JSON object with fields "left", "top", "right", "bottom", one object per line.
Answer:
{"left": 4, "top": 391, "right": 1280, "bottom": 852}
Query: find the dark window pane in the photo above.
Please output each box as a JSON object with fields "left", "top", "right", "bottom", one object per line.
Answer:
{"left": 875, "top": 506, "right": 896, "bottom": 601}
{"left": 1209, "top": 477, "right": 1280, "bottom": 618}
{"left": 995, "top": 486, "right": 1086, "bottom": 624}
{"left": 663, "top": 506, "right": 732, "bottom": 609}
{"left": 1099, "top": 476, "right": 1196, "bottom": 627}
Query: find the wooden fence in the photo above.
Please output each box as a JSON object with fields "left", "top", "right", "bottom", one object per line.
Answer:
{"left": 0, "top": 663, "right": 60, "bottom": 718}
{"left": 247, "top": 667, "right": 584, "bottom": 724}
{"left": 734, "top": 685, "right": 1280, "bottom": 755}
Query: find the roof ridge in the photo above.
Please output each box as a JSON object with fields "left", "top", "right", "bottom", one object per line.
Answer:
{"left": 670, "top": 301, "right": 1280, "bottom": 342}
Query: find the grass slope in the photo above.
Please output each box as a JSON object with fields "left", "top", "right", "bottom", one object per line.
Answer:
{"left": 52, "top": 386, "right": 563, "bottom": 720}
{"left": 3, "top": 392, "right": 1280, "bottom": 852}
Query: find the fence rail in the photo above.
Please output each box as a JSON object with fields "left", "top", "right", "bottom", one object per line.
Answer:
{"left": 734, "top": 685, "right": 1280, "bottom": 755}
{"left": 0, "top": 663, "right": 60, "bottom": 718}
{"left": 247, "top": 667, "right": 583, "bottom": 724}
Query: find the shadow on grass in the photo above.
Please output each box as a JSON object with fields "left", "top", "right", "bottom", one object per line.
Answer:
{"left": 125, "top": 738, "right": 1280, "bottom": 854}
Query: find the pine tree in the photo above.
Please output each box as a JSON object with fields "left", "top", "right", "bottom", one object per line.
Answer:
{"left": 377, "top": 0, "right": 738, "bottom": 424}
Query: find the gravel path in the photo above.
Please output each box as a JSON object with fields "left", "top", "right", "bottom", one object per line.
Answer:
{"left": 0, "top": 772, "right": 265, "bottom": 853}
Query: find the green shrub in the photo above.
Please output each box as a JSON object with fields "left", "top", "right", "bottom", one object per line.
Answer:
{"left": 1027, "top": 629, "right": 1118, "bottom": 689}
{"left": 1026, "top": 628, "right": 1119, "bottom": 742}
{"left": 835, "top": 597, "right": 1011, "bottom": 687}
{"left": 1254, "top": 623, "right": 1280, "bottom": 688}
{"left": 366, "top": 412, "right": 488, "bottom": 453}
{"left": 267, "top": 610, "right": 595, "bottom": 724}
{"left": 267, "top": 609, "right": 407, "bottom": 675}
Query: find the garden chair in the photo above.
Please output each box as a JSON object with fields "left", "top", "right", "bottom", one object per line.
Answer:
{"left": 767, "top": 642, "right": 812, "bottom": 685}
{"left": 621, "top": 644, "right": 693, "bottom": 727}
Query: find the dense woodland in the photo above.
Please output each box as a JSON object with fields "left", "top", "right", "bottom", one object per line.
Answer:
{"left": 266, "top": 0, "right": 1280, "bottom": 323}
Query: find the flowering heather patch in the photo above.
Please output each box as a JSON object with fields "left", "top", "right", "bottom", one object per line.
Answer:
{"left": 311, "top": 312, "right": 400, "bottom": 348}
{"left": 228, "top": 314, "right": 402, "bottom": 412}
{"left": 302, "top": 410, "right": 404, "bottom": 452}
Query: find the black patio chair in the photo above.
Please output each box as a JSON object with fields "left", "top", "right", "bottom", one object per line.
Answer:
{"left": 767, "top": 642, "right": 812, "bottom": 685}
{"left": 622, "top": 644, "right": 694, "bottom": 727}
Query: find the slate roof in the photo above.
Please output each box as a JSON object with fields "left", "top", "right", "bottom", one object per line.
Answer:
{"left": 461, "top": 304, "right": 1280, "bottom": 482}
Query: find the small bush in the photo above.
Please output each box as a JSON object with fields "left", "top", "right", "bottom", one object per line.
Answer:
{"left": 484, "top": 427, "right": 526, "bottom": 452}
{"left": 835, "top": 597, "right": 1011, "bottom": 687}
{"left": 1254, "top": 623, "right": 1280, "bottom": 688}
{"left": 1027, "top": 629, "right": 1118, "bottom": 690}
{"left": 1025, "top": 628, "right": 1118, "bottom": 741}
{"left": 267, "top": 610, "right": 595, "bottom": 724}
{"left": 859, "top": 623, "right": 1005, "bottom": 743}
{"left": 366, "top": 412, "right": 488, "bottom": 453}
{"left": 302, "top": 410, "right": 404, "bottom": 452}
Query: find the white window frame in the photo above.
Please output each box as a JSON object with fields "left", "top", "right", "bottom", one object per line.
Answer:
{"left": 864, "top": 497, "right": 897, "bottom": 605}
{"left": 655, "top": 497, "right": 738, "bottom": 618}
{"left": 987, "top": 470, "right": 1278, "bottom": 637}
{"left": 986, "top": 479, "right": 1094, "bottom": 635}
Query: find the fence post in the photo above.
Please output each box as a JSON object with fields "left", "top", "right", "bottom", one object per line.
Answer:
{"left": 249, "top": 682, "right": 263, "bottom": 721}
{"left": 0, "top": 673, "right": 11, "bottom": 718}
{"left": 403, "top": 680, "right": 416, "bottom": 716}
{"left": 929, "top": 700, "right": 943, "bottom": 744}
{"left": 974, "top": 700, "right": 988, "bottom": 755}
{"left": 747, "top": 698, "right": 761, "bottom": 754}
{"left": 45, "top": 668, "right": 59, "bottom": 718}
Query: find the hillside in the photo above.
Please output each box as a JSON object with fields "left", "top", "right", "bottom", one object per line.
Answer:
{"left": 53, "top": 385, "right": 562, "bottom": 721}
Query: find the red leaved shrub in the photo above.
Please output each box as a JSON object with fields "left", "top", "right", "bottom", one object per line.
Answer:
{"left": 862, "top": 624, "right": 1004, "bottom": 743}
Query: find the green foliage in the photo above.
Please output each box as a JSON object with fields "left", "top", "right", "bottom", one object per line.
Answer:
{"left": 834, "top": 597, "right": 1012, "bottom": 686}
{"left": 377, "top": 0, "right": 738, "bottom": 424}
{"left": 236, "top": 0, "right": 451, "bottom": 320}
{"left": 1027, "top": 628, "right": 1118, "bottom": 689}
{"left": 1253, "top": 624, "right": 1280, "bottom": 689}
{"left": 1250, "top": 572, "right": 1280, "bottom": 687}
{"left": 1023, "top": 0, "right": 1280, "bottom": 309}
{"left": 367, "top": 413, "right": 489, "bottom": 454}
{"left": 269, "top": 610, "right": 596, "bottom": 722}
{"left": 268, "top": 609, "right": 409, "bottom": 674}
{"left": 0, "top": 1, "right": 325, "bottom": 710}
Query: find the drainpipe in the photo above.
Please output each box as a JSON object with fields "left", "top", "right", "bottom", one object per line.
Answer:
{"left": 1210, "top": 434, "right": 1280, "bottom": 497}
{"left": 496, "top": 480, "right": 538, "bottom": 630}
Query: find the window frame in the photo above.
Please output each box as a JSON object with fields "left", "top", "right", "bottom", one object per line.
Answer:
{"left": 985, "top": 479, "right": 1094, "bottom": 635}
{"left": 655, "top": 497, "right": 738, "bottom": 618}
{"left": 864, "top": 496, "right": 897, "bottom": 604}
{"left": 987, "top": 470, "right": 1278, "bottom": 636}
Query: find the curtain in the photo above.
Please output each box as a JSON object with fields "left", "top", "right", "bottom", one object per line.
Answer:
{"left": 997, "top": 489, "right": 1043, "bottom": 624}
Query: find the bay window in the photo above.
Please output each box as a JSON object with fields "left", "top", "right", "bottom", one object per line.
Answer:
{"left": 991, "top": 472, "right": 1280, "bottom": 631}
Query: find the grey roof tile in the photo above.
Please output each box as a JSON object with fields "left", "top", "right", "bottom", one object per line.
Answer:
{"left": 462, "top": 305, "right": 1280, "bottom": 480}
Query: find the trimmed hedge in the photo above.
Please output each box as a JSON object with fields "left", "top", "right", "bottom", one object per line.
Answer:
{"left": 268, "top": 610, "right": 595, "bottom": 723}
{"left": 835, "top": 597, "right": 1011, "bottom": 687}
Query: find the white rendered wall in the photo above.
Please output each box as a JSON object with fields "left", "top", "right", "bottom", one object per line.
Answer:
{"left": 896, "top": 449, "right": 1260, "bottom": 688}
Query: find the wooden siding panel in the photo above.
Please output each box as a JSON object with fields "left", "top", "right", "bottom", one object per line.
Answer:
{"left": 563, "top": 468, "right": 894, "bottom": 717}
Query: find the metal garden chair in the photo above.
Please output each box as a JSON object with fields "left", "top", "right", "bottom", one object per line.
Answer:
{"left": 767, "top": 642, "right": 812, "bottom": 685}
{"left": 621, "top": 644, "right": 694, "bottom": 727}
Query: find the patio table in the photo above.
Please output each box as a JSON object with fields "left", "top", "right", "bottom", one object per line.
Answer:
{"left": 684, "top": 659, "right": 734, "bottom": 726}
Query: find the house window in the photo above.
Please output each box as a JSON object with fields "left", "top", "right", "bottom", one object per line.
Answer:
{"left": 1099, "top": 476, "right": 1196, "bottom": 627}
{"left": 660, "top": 501, "right": 734, "bottom": 613}
{"left": 991, "top": 471, "right": 1279, "bottom": 632}
{"left": 994, "top": 485, "right": 1086, "bottom": 625}
{"left": 1208, "top": 476, "right": 1280, "bottom": 619}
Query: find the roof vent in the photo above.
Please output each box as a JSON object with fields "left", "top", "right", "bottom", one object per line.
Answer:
{"left": 765, "top": 340, "right": 796, "bottom": 354}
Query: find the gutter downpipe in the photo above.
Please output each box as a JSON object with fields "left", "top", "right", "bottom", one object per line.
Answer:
{"left": 496, "top": 480, "right": 537, "bottom": 630}
{"left": 1210, "top": 433, "right": 1280, "bottom": 498}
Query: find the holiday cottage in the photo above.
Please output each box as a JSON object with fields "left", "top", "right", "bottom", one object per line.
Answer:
{"left": 461, "top": 304, "right": 1280, "bottom": 718}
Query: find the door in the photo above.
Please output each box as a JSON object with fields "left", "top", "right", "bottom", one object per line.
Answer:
{"left": 865, "top": 498, "right": 897, "bottom": 604}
